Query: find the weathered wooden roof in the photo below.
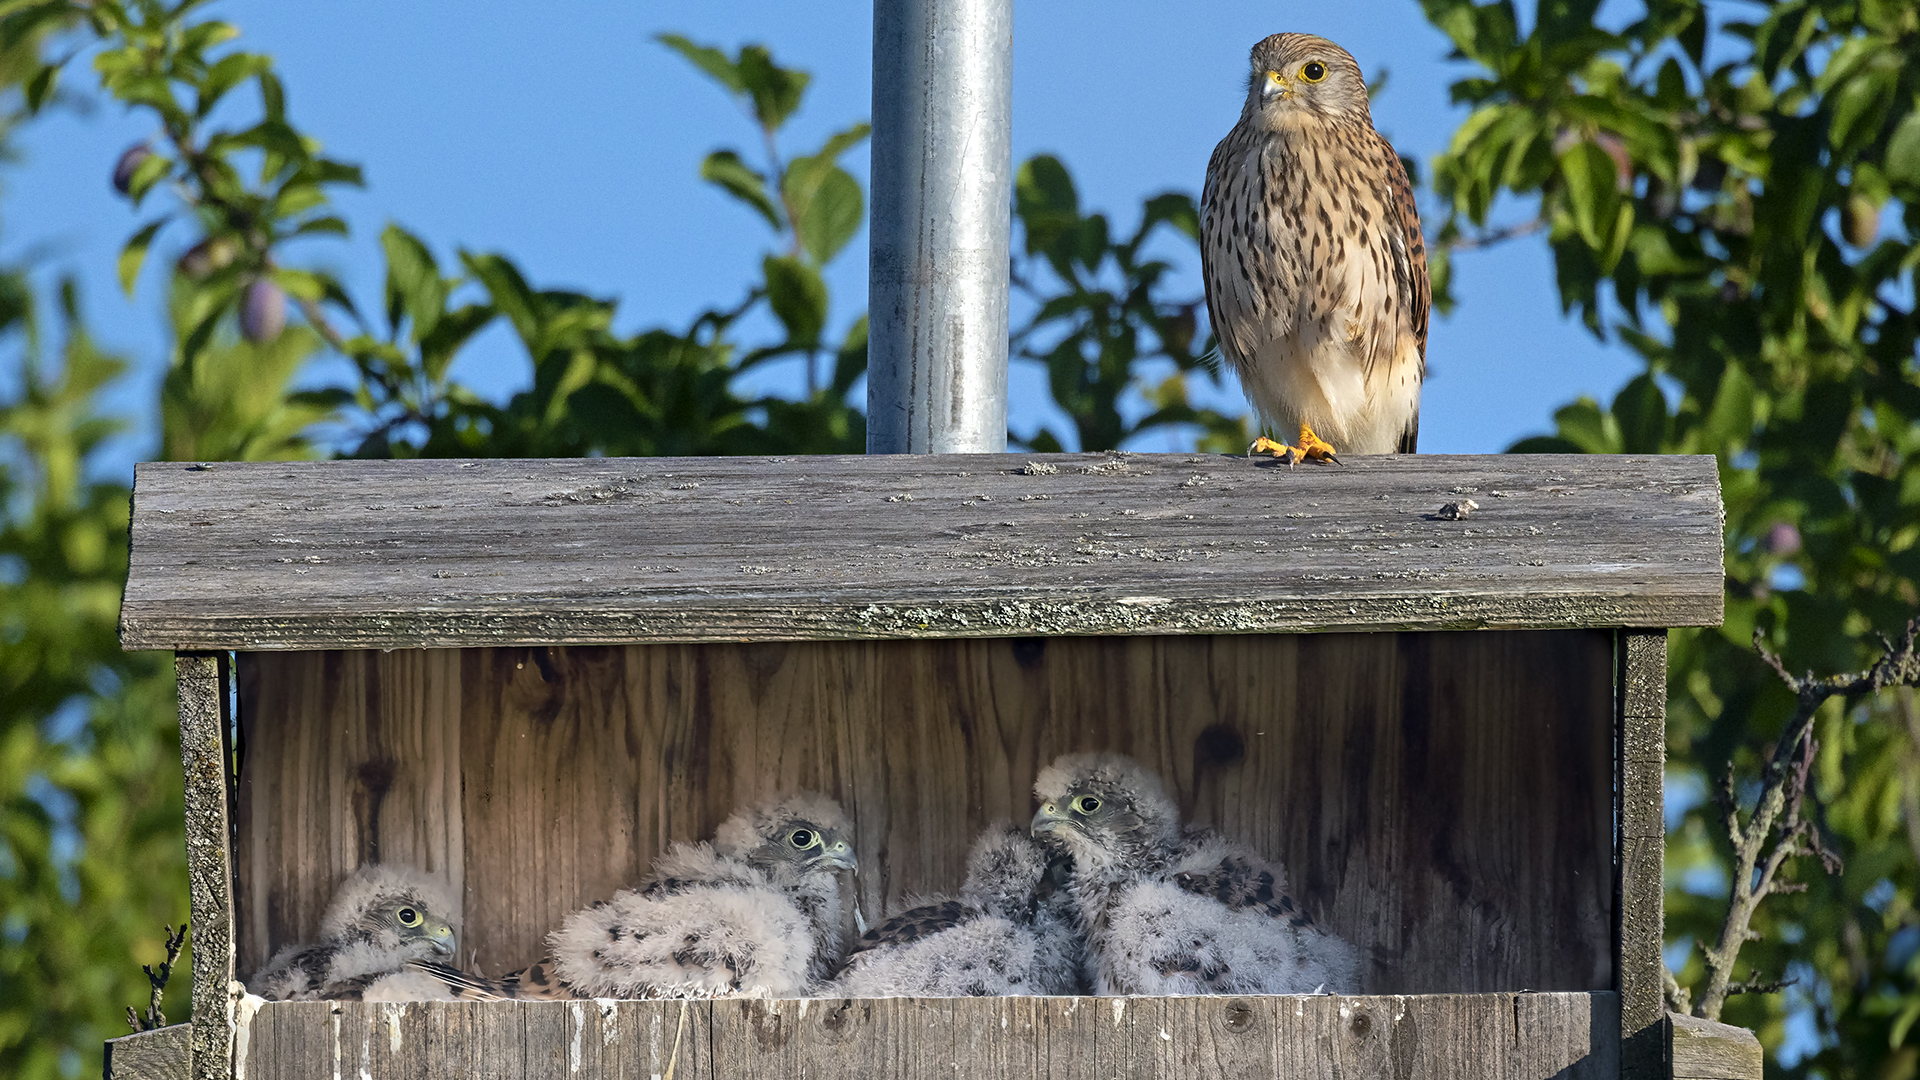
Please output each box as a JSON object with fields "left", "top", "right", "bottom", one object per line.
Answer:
{"left": 120, "top": 452, "right": 1724, "bottom": 650}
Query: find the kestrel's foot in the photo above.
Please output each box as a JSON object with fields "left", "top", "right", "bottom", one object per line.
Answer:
{"left": 1249, "top": 435, "right": 1303, "bottom": 466}
{"left": 1296, "top": 423, "right": 1339, "bottom": 464}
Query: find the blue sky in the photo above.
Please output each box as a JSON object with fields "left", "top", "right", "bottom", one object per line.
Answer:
{"left": 3, "top": 0, "right": 1642, "bottom": 465}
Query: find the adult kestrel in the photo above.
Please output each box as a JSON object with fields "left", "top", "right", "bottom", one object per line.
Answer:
{"left": 1202, "top": 33, "right": 1429, "bottom": 461}
{"left": 1031, "top": 752, "right": 1359, "bottom": 995}
{"left": 409, "top": 792, "right": 856, "bottom": 1000}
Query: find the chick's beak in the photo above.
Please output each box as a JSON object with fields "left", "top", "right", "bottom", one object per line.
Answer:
{"left": 816, "top": 839, "right": 857, "bottom": 872}
{"left": 428, "top": 920, "right": 456, "bottom": 957}
{"left": 1031, "top": 802, "right": 1071, "bottom": 836}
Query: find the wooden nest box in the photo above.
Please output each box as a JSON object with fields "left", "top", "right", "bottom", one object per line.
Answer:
{"left": 112, "top": 451, "right": 1757, "bottom": 1080}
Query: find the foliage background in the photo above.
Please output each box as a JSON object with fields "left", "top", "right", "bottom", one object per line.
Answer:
{"left": 2, "top": 1, "right": 1918, "bottom": 1077}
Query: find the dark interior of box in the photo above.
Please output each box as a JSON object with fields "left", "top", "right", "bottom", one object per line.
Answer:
{"left": 233, "top": 629, "right": 1615, "bottom": 996}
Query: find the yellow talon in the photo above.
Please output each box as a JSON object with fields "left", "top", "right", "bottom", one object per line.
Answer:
{"left": 1249, "top": 435, "right": 1303, "bottom": 465}
{"left": 1296, "top": 423, "right": 1339, "bottom": 464}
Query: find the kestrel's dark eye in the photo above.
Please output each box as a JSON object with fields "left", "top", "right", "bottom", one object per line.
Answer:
{"left": 397, "top": 907, "right": 422, "bottom": 927}
{"left": 788, "top": 828, "right": 818, "bottom": 849}
{"left": 1301, "top": 61, "right": 1327, "bottom": 83}
{"left": 1071, "top": 795, "right": 1102, "bottom": 815}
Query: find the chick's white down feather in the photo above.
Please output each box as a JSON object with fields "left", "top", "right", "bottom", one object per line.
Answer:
{"left": 248, "top": 864, "right": 460, "bottom": 1001}
{"left": 827, "top": 823, "right": 1083, "bottom": 998}
{"left": 1032, "top": 752, "right": 1360, "bottom": 996}
{"left": 409, "top": 791, "right": 854, "bottom": 1000}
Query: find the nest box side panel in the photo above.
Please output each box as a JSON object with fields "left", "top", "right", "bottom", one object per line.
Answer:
{"left": 176, "top": 653, "right": 234, "bottom": 1080}
{"left": 234, "top": 650, "right": 465, "bottom": 978}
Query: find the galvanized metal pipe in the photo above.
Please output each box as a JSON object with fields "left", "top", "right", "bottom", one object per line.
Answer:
{"left": 867, "top": 0, "right": 1013, "bottom": 454}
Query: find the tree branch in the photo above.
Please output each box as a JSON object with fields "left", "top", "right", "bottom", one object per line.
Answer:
{"left": 1691, "top": 617, "right": 1920, "bottom": 1021}
{"left": 1438, "top": 218, "right": 1546, "bottom": 252}
{"left": 127, "top": 922, "right": 187, "bottom": 1032}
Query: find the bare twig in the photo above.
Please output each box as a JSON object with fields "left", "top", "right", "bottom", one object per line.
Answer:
{"left": 127, "top": 923, "right": 188, "bottom": 1032}
{"left": 1438, "top": 218, "right": 1547, "bottom": 252}
{"left": 1690, "top": 617, "right": 1920, "bottom": 1021}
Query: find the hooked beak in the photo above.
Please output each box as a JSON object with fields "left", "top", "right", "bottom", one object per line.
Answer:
{"left": 1031, "top": 802, "right": 1072, "bottom": 837}
{"left": 1262, "top": 71, "right": 1292, "bottom": 102}
{"left": 814, "top": 840, "right": 857, "bottom": 872}
{"left": 428, "top": 921, "right": 456, "bottom": 957}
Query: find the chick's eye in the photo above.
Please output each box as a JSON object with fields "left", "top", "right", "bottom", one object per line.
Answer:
{"left": 397, "top": 907, "right": 421, "bottom": 927}
{"left": 788, "top": 828, "right": 818, "bottom": 849}
{"left": 1301, "top": 61, "right": 1327, "bottom": 82}
{"left": 1072, "top": 795, "right": 1102, "bottom": 815}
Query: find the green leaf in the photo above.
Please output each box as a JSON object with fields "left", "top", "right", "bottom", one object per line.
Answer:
{"left": 700, "top": 150, "right": 782, "bottom": 231}
{"left": 1017, "top": 155, "right": 1079, "bottom": 220}
{"left": 24, "top": 61, "right": 56, "bottom": 113}
{"left": 1557, "top": 141, "right": 1620, "bottom": 252}
{"left": 196, "top": 52, "right": 270, "bottom": 117}
{"left": 1138, "top": 193, "right": 1199, "bottom": 242}
{"left": 125, "top": 152, "right": 172, "bottom": 206}
{"left": 461, "top": 251, "right": 541, "bottom": 348}
{"left": 811, "top": 122, "right": 872, "bottom": 165}
{"left": 1884, "top": 111, "right": 1920, "bottom": 189}
{"left": 735, "top": 44, "right": 809, "bottom": 131}
{"left": 763, "top": 255, "right": 826, "bottom": 347}
{"left": 791, "top": 165, "right": 862, "bottom": 264}
{"left": 116, "top": 218, "right": 167, "bottom": 296}
{"left": 381, "top": 224, "right": 448, "bottom": 342}
{"left": 269, "top": 267, "right": 328, "bottom": 302}
{"left": 418, "top": 303, "right": 495, "bottom": 383}
{"left": 1612, "top": 372, "right": 1669, "bottom": 453}
{"left": 656, "top": 33, "right": 744, "bottom": 94}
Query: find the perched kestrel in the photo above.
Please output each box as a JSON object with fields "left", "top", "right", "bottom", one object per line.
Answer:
{"left": 409, "top": 792, "right": 857, "bottom": 1000}
{"left": 1202, "top": 33, "right": 1429, "bottom": 461}
{"left": 1031, "top": 753, "right": 1359, "bottom": 996}
{"left": 247, "top": 864, "right": 459, "bottom": 1001}
{"left": 827, "top": 822, "right": 1084, "bottom": 997}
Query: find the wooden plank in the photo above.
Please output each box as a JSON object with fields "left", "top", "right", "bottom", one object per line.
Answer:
{"left": 240, "top": 1000, "right": 713, "bottom": 1080}
{"left": 104, "top": 1024, "right": 190, "bottom": 1080}
{"left": 176, "top": 654, "right": 236, "bottom": 1080}
{"left": 1618, "top": 631, "right": 1669, "bottom": 1080}
{"left": 1668, "top": 1012, "right": 1763, "bottom": 1079}
{"left": 1515, "top": 991, "right": 1620, "bottom": 1079}
{"left": 120, "top": 453, "right": 1725, "bottom": 650}
{"left": 233, "top": 632, "right": 1613, "bottom": 999}
{"left": 233, "top": 994, "right": 1614, "bottom": 1079}
{"left": 234, "top": 650, "right": 465, "bottom": 977}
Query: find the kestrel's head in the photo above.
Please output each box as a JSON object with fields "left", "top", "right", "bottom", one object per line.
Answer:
{"left": 319, "top": 864, "right": 458, "bottom": 959}
{"left": 1030, "top": 752, "right": 1182, "bottom": 872}
{"left": 1242, "top": 33, "right": 1371, "bottom": 129}
{"left": 715, "top": 790, "right": 858, "bottom": 877}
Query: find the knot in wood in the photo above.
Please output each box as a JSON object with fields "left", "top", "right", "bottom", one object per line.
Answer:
{"left": 1221, "top": 999, "right": 1254, "bottom": 1033}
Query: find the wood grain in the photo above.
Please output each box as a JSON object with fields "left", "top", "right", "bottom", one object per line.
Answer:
{"left": 175, "top": 654, "right": 235, "bottom": 1080}
{"left": 236, "top": 631, "right": 1614, "bottom": 994}
{"left": 1669, "top": 1012, "right": 1764, "bottom": 1079}
{"left": 234, "top": 650, "right": 465, "bottom": 977}
{"left": 103, "top": 1024, "right": 189, "bottom": 1080}
{"left": 238, "top": 993, "right": 1615, "bottom": 1079}
{"left": 121, "top": 453, "right": 1724, "bottom": 650}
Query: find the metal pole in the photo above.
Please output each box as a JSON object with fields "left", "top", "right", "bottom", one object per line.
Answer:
{"left": 867, "top": 0, "right": 1013, "bottom": 453}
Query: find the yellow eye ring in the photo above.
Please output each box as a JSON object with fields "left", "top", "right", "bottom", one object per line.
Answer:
{"left": 1072, "top": 795, "right": 1102, "bottom": 815}
{"left": 1300, "top": 61, "right": 1327, "bottom": 83}
{"left": 788, "top": 827, "right": 819, "bottom": 849}
{"left": 397, "top": 907, "right": 422, "bottom": 928}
